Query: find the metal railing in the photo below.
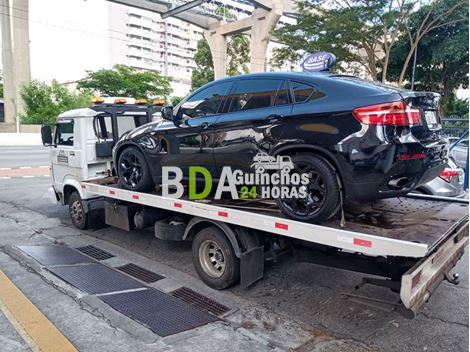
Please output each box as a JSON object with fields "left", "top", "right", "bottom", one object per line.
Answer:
{"left": 441, "top": 117, "right": 469, "bottom": 137}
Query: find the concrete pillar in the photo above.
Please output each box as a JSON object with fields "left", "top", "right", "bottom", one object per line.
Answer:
{"left": 11, "top": 0, "right": 31, "bottom": 124}
{"left": 0, "top": 0, "right": 17, "bottom": 129}
{"left": 0, "top": 0, "right": 31, "bottom": 131}
{"left": 249, "top": 1, "right": 282, "bottom": 73}
{"left": 204, "top": 28, "right": 227, "bottom": 80}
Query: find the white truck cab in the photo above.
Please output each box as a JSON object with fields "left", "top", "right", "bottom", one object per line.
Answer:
{"left": 41, "top": 102, "right": 159, "bottom": 228}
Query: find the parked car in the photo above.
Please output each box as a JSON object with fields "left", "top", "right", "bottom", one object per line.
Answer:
{"left": 448, "top": 137, "right": 468, "bottom": 169}
{"left": 113, "top": 72, "right": 448, "bottom": 223}
{"left": 413, "top": 158, "right": 465, "bottom": 197}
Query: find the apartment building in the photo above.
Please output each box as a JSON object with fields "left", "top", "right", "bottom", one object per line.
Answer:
{"left": 108, "top": 4, "right": 203, "bottom": 95}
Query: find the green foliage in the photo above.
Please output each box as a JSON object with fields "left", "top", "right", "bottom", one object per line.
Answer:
{"left": 20, "top": 80, "right": 91, "bottom": 124}
{"left": 271, "top": 0, "right": 412, "bottom": 79}
{"left": 191, "top": 34, "right": 250, "bottom": 91}
{"left": 447, "top": 94, "right": 469, "bottom": 117}
{"left": 191, "top": 38, "right": 214, "bottom": 91}
{"left": 387, "top": 0, "right": 468, "bottom": 113}
{"left": 77, "top": 64, "right": 173, "bottom": 99}
{"left": 0, "top": 82, "right": 3, "bottom": 99}
{"left": 170, "top": 96, "right": 184, "bottom": 106}
{"left": 227, "top": 34, "right": 250, "bottom": 76}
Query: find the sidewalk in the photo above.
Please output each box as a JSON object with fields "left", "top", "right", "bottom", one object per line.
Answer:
{"left": 0, "top": 133, "right": 42, "bottom": 146}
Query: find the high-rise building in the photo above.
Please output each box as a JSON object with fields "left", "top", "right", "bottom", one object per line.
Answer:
{"left": 108, "top": 4, "right": 203, "bottom": 95}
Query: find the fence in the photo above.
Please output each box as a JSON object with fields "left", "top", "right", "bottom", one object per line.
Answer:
{"left": 441, "top": 117, "right": 469, "bottom": 137}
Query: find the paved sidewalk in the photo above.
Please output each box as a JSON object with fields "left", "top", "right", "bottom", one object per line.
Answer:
{"left": 0, "top": 199, "right": 375, "bottom": 352}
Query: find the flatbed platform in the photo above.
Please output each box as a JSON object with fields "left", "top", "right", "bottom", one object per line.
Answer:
{"left": 81, "top": 177, "right": 468, "bottom": 258}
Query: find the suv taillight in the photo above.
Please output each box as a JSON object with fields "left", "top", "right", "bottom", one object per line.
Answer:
{"left": 439, "top": 169, "right": 459, "bottom": 183}
{"left": 353, "top": 101, "right": 421, "bottom": 126}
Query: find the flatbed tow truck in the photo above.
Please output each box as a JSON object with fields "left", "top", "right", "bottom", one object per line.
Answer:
{"left": 41, "top": 101, "right": 469, "bottom": 318}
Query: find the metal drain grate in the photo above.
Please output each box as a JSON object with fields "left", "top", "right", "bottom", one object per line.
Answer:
{"left": 17, "top": 245, "right": 96, "bottom": 266}
{"left": 47, "top": 263, "right": 144, "bottom": 294}
{"left": 170, "top": 287, "right": 230, "bottom": 316}
{"left": 76, "top": 245, "right": 115, "bottom": 261}
{"left": 117, "top": 263, "right": 164, "bottom": 283}
{"left": 99, "top": 288, "right": 218, "bottom": 337}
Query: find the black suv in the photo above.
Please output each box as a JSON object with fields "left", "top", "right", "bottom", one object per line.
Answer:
{"left": 113, "top": 72, "right": 447, "bottom": 223}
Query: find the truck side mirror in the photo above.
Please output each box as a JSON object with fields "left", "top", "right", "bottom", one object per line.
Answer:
{"left": 161, "top": 106, "right": 174, "bottom": 121}
{"left": 41, "top": 125, "right": 53, "bottom": 146}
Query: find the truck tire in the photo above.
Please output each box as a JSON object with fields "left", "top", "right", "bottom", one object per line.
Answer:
{"left": 192, "top": 226, "right": 240, "bottom": 290}
{"left": 68, "top": 191, "right": 88, "bottom": 230}
{"left": 276, "top": 153, "right": 340, "bottom": 223}
{"left": 154, "top": 217, "right": 186, "bottom": 241}
{"left": 117, "top": 146, "right": 154, "bottom": 192}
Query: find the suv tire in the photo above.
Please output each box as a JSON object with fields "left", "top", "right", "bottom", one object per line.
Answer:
{"left": 276, "top": 153, "right": 340, "bottom": 223}
{"left": 117, "top": 146, "right": 154, "bottom": 192}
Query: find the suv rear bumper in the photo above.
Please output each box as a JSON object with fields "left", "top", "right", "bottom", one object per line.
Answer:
{"left": 343, "top": 162, "right": 446, "bottom": 201}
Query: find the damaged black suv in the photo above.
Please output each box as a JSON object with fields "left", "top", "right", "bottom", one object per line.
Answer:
{"left": 113, "top": 72, "right": 447, "bottom": 223}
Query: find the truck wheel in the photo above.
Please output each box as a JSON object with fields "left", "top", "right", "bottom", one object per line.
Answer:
{"left": 117, "top": 146, "right": 154, "bottom": 192}
{"left": 276, "top": 153, "right": 340, "bottom": 223}
{"left": 68, "top": 191, "right": 88, "bottom": 230}
{"left": 192, "top": 226, "right": 240, "bottom": 290}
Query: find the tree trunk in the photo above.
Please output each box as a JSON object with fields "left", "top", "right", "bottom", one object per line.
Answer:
{"left": 441, "top": 78, "right": 450, "bottom": 116}
{"left": 398, "top": 42, "right": 418, "bottom": 87}
{"left": 382, "top": 50, "right": 390, "bottom": 83}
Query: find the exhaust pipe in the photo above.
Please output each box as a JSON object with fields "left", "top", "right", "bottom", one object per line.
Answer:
{"left": 388, "top": 177, "right": 410, "bottom": 188}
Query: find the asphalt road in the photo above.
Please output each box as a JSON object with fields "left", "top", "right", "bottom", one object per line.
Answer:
{"left": 0, "top": 175, "right": 468, "bottom": 352}
{"left": 0, "top": 146, "right": 50, "bottom": 168}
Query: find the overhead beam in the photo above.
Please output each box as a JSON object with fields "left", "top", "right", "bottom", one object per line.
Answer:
{"left": 107, "top": 0, "right": 217, "bottom": 29}
{"left": 161, "top": 0, "right": 209, "bottom": 19}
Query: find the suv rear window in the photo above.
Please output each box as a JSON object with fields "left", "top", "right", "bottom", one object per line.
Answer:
{"left": 291, "top": 81, "right": 315, "bottom": 103}
{"left": 228, "top": 79, "right": 283, "bottom": 112}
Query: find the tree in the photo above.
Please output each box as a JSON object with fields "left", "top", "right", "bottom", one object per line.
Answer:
{"left": 191, "top": 34, "right": 250, "bottom": 91}
{"left": 387, "top": 0, "right": 468, "bottom": 113}
{"left": 447, "top": 94, "right": 469, "bottom": 118}
{"left": 396, "top": 0, "right": 467, "bottom": 86}
{"left": 78, "top": 64, "right": 172, "bottom": 99}
{"left": 21, "top": 80, "right": 91, "bottom": 124}
{"left": 271, "top": 0, "right": 416, "bottom": 81}
{"left": 191, "top": 38, "right": 214, "bottom": 91}
{"left": 0, "top": 82, "right": 3, "bottom": 99}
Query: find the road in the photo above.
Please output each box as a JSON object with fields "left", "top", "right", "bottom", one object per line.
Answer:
{"left": 0, "top": 146, "right": 49, "bottom": 168}
{"left": 0, "top": 150, "right": 468, "bottom": 352}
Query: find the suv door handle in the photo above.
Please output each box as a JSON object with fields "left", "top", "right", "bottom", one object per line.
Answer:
{"left": 201, "top": 122, "right": 211, "bottom": 129}
{"left": 265, "top": 114, "right": 284, "bottom": 122}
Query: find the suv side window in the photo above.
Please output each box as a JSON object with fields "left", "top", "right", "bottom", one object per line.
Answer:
{"left": 291, "top": 81, "right": 315, "bottom": 103}
{"left": 228, "top": 79, "right": 283, "bottom": 112}
{"left": 55, "top": 121, "right": 74, "bottom": 146}
{"left": 177, "top": 82, "right": 232, "bottom": 119}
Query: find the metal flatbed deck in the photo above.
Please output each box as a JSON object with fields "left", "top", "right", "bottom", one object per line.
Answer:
{"left": 81, "top": 177, "right": 468, "bottom": 259}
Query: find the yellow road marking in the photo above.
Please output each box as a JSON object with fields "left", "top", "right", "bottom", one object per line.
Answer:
{"left": 0, "top": 270, "right": 78, "bottom": 352}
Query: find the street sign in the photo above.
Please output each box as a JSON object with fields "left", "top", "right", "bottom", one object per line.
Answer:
{"left": 301, "top": 52, "right": 336, "bottom": 72}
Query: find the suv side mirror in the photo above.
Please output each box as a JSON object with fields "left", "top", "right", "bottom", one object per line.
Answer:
{"left": 161, "top": 106, "right": 174, "bottom": 121}
{"left": 41, "top": 125, "right": 53, "bottom": 146}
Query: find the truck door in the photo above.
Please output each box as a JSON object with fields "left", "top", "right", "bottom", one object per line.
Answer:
{"left": 51, "top": 119, "right": 82, "bottom": 192}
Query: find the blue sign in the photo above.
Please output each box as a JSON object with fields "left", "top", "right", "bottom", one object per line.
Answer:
{"left": 301, "top": 52, "right": 336, "bottom": 72}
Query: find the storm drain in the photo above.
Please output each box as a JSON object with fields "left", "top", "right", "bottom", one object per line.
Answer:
{"left": 47, "top": 263, "right": 145, "bottom": 294}
{"left": 17, "top": 245, "right": 96, "bottom": 266}
{"left": 99, "top": 288, "right": 218, "bottom": 337}
{"left": 170, "top": 287, "right": 230, "bottom": 316}
{"left": 117, "top": 263, "right": 165, "bottom": 283}
{"left": 76, "top": 245, "right": 115, "bottom": 261}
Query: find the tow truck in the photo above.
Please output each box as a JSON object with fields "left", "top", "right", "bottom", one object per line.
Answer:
{"left": 40, "top": 100, "right": 469, "bottom": 318}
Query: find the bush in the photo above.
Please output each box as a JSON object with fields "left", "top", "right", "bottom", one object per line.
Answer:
{"left": 170, "top": 96, "right": 184, "bottom": 106}
{"left": 21, "top": 80, "right": 91, "bottom": 124}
